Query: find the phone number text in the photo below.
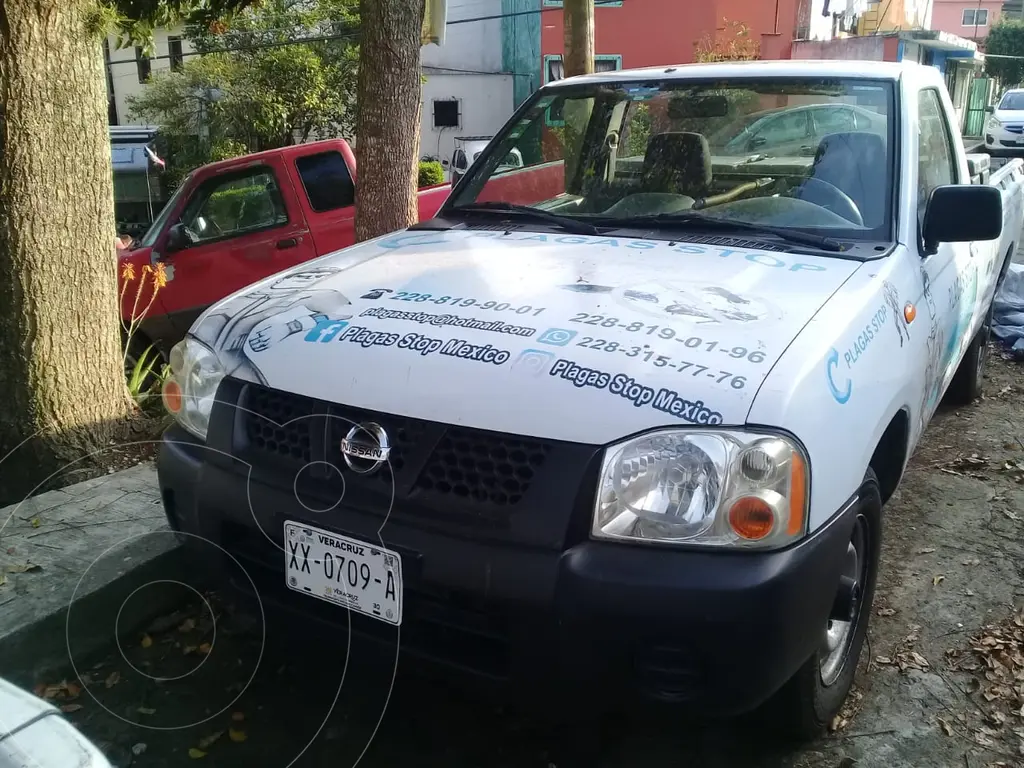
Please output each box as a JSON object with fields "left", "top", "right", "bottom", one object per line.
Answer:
{"left": 392, "top": 292, "right": 545, "bottom": 316}
{"left": 576, "top": 336, "right": 748, "bottom": 389}
{"left": 569, "top": 314, "right": 765, "bottom": 363}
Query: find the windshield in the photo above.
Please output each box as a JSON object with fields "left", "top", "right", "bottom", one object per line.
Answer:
{"left": 999, "top": 92, "right": 1024, "bottom": 111}
{"left": 138, "top": 173, "right": 193, "bottom": 249}
{"left": 447, "top": 77, "right": 895, "bottom": 240}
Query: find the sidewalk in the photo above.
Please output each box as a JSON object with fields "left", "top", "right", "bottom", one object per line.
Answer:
{"left": 0, "top": 463, "right": 186, "bottom": 686}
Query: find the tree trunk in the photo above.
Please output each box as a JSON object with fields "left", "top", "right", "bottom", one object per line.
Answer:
{"left": 0, "top": 0, "right": 132, "bottom": 495}
{"left": 562, "top": 0, "right": 594, "bottom": 78}
{"left": 353, "top": 0, "right": 424, "bottom": 242}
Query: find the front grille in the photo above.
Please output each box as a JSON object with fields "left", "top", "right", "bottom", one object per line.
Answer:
{"left": 231, "top": 381, "right": 595, "bottom": 540}
{"left": 415, "top": 428, "right": 550, "bottom": 506}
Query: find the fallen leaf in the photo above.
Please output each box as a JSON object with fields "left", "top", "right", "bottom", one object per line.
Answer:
{"left": 104, "top": 671, "right": 120, "bottom": 689}
{"left": 5, "top": 563, "right": 41, "bottom": 574}
{"left": 131, "top": 744, "right": 147, "bottom": 756}
{"left": 228, "top": 728, "right": 247, "bottom": 743}
{"left": 60, "top": 703, "right": 83, "bottom": 713}
{"left": 933, "top": 574, "right": 946, "bottom": 586}
{"left": 137, "top": 707, "right": 156, "bottom": 715}
{"left": 141, "top": 634, "right": 153, "bottom": 649}
{"left": 198, "top": 642, "right": 212, "bottom": 655}
{"left": 938, "top": 716, "right": 954, "bottom": 736}
{"left": 30, "top": 518, "right": 40, "bottom": 528}
{"left": 179, "top": 618, "right": 197, "bottom": 633}
{"left": 231, "top": 712, "right": 245, "bottom": 722}
{"left": 878, "top": 607, "right": 896, "bottom": 617}
{"left": 875, "top": 656, "right": 894, "bottom": 665}
{"left": 918, "top": 547, "right": 936, "bottom": 554}
{"left": 188, "top": 748, "right": 207, "bottom": 759}
{"left": 198, "top": 730, "right": 224, "bottom": 749}
{"left": 1003, "top": 509, "right": 1021, "bottom": 521}
{"left": 183, "top": 645, "right": 197, "bottom": 655}
{"left": 964, "top": 558, "right": 981, "bottom": 566}
{"left": 64, "top": 681, "right": 81, "bottom": 698}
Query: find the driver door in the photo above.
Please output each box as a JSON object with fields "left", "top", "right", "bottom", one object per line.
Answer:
{"left": 158, "top": 159, "right": 315, "bottom": 337}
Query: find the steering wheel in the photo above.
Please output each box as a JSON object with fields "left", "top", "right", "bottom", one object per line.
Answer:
{"left": 789, "top": 177, "right": 864, "bottom": 226}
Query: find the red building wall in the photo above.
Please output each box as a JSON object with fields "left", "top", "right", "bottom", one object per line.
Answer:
{"left": 539, "top": 0, "right": 801, "bottom": 73}
{"left": 539, "top": 1, "right": 716, "bottom": 73}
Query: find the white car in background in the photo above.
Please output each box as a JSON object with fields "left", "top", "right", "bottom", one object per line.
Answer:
{"left": 985, "top": 88, "right": 1024, "bottom": 153}
{"left": 0, "top": 678, "right": 111, "bottom": 767}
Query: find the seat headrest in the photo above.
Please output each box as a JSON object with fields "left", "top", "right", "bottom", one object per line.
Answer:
{"left": 642, "top": 132, "right": 713, "bottom": 191}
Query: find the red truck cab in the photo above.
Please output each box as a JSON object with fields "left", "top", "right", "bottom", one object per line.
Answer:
{"left": 120, "top": 139, "right": 451, "bottom": 359}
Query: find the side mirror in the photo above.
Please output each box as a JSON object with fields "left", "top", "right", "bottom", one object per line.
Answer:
{"left": 985, "top": 105, "right": 995, "bottom": 114}
{"left": 922, "top": 185, "right": 1002, "bottom": 255}
{"left": 165, "top": 223, "right": 193, "bottom": 254}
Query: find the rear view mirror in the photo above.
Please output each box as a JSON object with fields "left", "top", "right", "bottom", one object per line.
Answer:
{"left": 922, "top": 185, "right": 1002, "bottom": 255}
{"left": 667, "top": 94, "right": 729, "bottom": 120}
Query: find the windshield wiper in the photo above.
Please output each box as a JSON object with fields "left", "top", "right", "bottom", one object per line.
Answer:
{"left": 451, "top": 202, "right": 600, "bottom": 236}
{"left": 603, "top": 210, "right": 844, "bottom": 252}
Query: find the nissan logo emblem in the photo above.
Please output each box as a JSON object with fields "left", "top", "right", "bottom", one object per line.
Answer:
{"left": 340, "top": 422, "right": 391, "bottom": 474}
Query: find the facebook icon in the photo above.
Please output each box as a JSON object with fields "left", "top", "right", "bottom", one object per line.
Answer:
{"left": 304, "top": 318, "right": 349, "bottom": 343}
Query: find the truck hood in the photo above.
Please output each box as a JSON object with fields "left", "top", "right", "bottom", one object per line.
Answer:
{"left": 191, "top": 230, "right": 860, "bottom": 444}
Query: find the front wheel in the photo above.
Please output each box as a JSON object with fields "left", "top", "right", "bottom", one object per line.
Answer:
{"left": 766, "top": 468, "right": 882, "bottom": 741}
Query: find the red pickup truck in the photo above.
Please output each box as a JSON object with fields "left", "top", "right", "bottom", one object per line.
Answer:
{"left": 120, "top": 139, "right": 451, "bottom": 363}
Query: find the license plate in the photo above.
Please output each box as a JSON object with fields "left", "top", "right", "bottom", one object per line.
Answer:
{"left": 284, "top": 521, "right": 403, "bottom": 625}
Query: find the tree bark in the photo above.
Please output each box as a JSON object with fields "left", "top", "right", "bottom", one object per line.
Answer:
{"left": 353, "top": 0, "right": 424, "bottom": 242}
{"left": 0, "top": 0, "right": 132, "bottom": 493}
{"left": 562, "top": 0, "right": 594, "bottom": 78}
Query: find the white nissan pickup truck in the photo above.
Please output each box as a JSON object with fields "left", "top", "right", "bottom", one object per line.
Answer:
{"left": 157, "top": 60, "right": 1024, "bottom": 738}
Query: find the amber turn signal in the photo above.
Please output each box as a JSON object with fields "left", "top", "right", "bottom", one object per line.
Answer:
{"left": 728, "top": 497, "right": 775, "bottom": 540}
{"left": 904, "top": 303, "right": 916, "bottom": 323}
{"left": 162, "top": 378, "right": 183, "bottom": 414}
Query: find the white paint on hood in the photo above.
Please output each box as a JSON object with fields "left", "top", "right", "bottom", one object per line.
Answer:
{"left": 190, "top": 229, "right": 861, "bottom": 444}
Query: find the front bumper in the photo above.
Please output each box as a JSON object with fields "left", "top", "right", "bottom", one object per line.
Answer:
{"left": 986, "top": 123, "right": 1024, "bottom": 150}
{"left": 158, "top": 425, "right": 860, "bottom": 716}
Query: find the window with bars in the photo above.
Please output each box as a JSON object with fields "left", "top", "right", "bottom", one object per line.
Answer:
{"left": 962, "top": 8, "right": 989, "bottom": 26}
{"left": 168, "top": 37, "right": 184, "bottom": 71}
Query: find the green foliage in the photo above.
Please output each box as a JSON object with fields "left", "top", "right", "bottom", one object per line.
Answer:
{"left": 986, "top": 22, "right": 1024, "bottom": 85}
{"left": 625, "top": 104, "right": 650, "bottom": 157}
{"left": 126, "top": 0, "right": 359, "bottom": 182}
{"left": 418, "top": 160, "right": 445, "bottom": 187}
{"left": 126, "top": 343, "right": 168, "bottom": 408}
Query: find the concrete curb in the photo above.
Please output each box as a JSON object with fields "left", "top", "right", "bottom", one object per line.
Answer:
{"left": 0, "top": 464, "right": 189, "bottom": 687}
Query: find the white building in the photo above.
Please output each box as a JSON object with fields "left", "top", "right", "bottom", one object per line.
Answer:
{"left": 104, "top": 27, "right": 194, "bottom": 126}
{"left": 103, "top": 4, "right": 516, "bottom": 173}
{"left": 419, "top": 0, "right": 515, "bottom": 167}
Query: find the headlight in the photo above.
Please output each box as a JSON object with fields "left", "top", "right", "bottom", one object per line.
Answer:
{"left": 161, "top": 336, "right": 226, "bottom": 441}
{"left": 987, "top": 116, "right": 1002, "bottom": 129}
{"left": 592, "top": 430, "right": 808, "bottom": 550}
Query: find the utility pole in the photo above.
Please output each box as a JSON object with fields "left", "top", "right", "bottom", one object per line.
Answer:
{"left": 563, "top": 0, "right": 594, "bottom": 78}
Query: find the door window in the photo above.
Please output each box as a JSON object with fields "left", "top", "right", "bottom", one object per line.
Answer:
{"left": 295, "top": 151, "right": 355, "bottom": 213}
{"left": 813, "top": 106, "right": 856, "bottom": 135}
{"left": 755, "top": 110, "right": 808, "bottom": 146}
{"left": 180, "top": 167, "right": 288, "bottom": 243}
{"left": 917, "top": 89, "right": 958, "bottom": 226}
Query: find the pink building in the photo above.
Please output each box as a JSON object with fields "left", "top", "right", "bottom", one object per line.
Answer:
{"left": 931, "top": 0, "right": 1005, "bottom": 45}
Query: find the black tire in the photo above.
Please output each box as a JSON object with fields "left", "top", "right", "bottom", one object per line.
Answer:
{"left": 767, "top": 468, "right": 882, "bottom": 741}
{"left": 944, "top": 299, "right": 994, "bottom": 407}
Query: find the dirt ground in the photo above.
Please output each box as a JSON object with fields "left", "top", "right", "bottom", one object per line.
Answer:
{"left": 19, "top": 351, "right": 1024, "bottom": 768}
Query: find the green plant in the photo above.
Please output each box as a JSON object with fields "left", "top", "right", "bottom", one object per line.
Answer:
{"left": 119, "top": 261, "right": 170, "bottom": 406}
{"left": 986, "top": 22, "right": 1024, "bottom": 85}
{"left": 418, "top": 160, "right": 445, "bottom": 187}
{"left": 126, "top": 343, "right": 169, "bottom": 407}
